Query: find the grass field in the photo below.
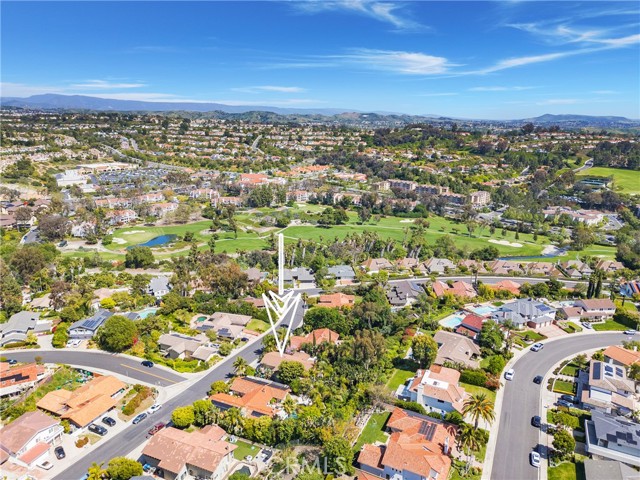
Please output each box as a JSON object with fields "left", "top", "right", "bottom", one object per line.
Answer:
{"left": 246, "top": 318, "right": 270, "bottom": 333}
{"left": 386, "top": 368, "right": 416, "bottom": 390}
{"left": 553, "top": 379, "right": 577, "bottom": 395}
{"left": 232, "top": 439, "right": 260, "bottom": 460}
{"left": 354, "top": 411, "right": 391, "bottom": 451}
{"left": 576, "top": 167, "right": 640, "bottom": 194}
{"left": 559, "top": 362, "right": 580, "bottom": 377}
{"left": 548, "top": 461, "right": 585, "bottom": 480}
{"left": 459, "top": 382, "right": 497, "bottom": 403}
{"left": 554, "top": 245, "right": 617, "bottom": 263}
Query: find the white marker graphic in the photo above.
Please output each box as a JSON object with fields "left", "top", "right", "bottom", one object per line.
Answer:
{"left": 263, "top": 233, "right": 301, "bottom": 356}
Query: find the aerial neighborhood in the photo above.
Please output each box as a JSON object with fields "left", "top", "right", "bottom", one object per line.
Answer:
{"left": 0, "top": 105, "right": 639, "bottom": 480}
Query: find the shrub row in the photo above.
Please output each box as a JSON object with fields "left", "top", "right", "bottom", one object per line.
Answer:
{"left": 123, "top": 386, "right": 152, "bottom": 415}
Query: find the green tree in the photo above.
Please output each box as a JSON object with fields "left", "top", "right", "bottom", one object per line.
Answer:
{"left": 125, "top": 246, "right": 155, "bottom": 268}
{"left": 411, "top": 334, "right": 438, "bottom": 368}
{"left": 277, "top": 361, "right": 305, "bottom": 384}
{"left": 322, "top": 436, "right": 354, "bottom": 475}
{"left": 457, "top": 423, "right": 483, "bottom": 472}
{"left": 304, "top": 307, "right": 350, "bottom": 336}
{"left": 485, "top": 355, "right": 506, "bottom": 375}
{"left": 233, "top": 357, "right": 248, "bottom": 376}
{"left": 96, "top": 315, "right": 138, "bottom": 352}
{"left": 192, "top": 399, "right": 216, "bottom": 427}
{"left": 87, "top": 462, "right": 106, "bottom": 480}
{"left": 209, "top": 380, "right": 230, "bottom": 395}
{"left": 0, "top": 260, "right": 23, "bottom": 315}
{"left": 552, "top": 429, "right": 576, "bottom": 459}
{"left": 462, "top": 393, "right": 496, "bottom": 429}
{"left": 106, "top": 457, "right": 143, "bottom": 480}
{"left": 171, "top": 405, "right": 195, "bottom": 429}
{"left": 478, "top": 320, "right": 504, "bottom": 353}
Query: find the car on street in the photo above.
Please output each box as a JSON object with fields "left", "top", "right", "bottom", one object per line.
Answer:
{"left": 54, "top": 446, "right": 66, "bottom": 459}
{"left": 531, "top": 416, "right": 541, "bottom": 428}
{"left": 133, "top": 413, "right": 148, "bottom": 424}
{"left": 148, "top": 422, "right": 165, "bottom": 435}
{"left": 533, "top": 375, "right": 543, "bottom": 384}
{"left": 102, "top": 416, "right": 116, "bottom": 427}
{"left": 141, "top": 360, "right": 154, "bottom": 368}
{"left": 624, "top": 330, "right": 637, "bottom": 335}
{"left": 581, "top": 321, "right": 593, "bottom": 329}
{"left": 530, "top": 451, "right": 541, "bottom": 468}
{"left": 557, "top": 399, "right": 573, "bottom": 408}
{"left": 504, "top": 369, "right": 515, "bottom": 381}
{"left": 530, "top": 343, "right": 544, "bottom": 352}
{"left": 88, "top": 423, "right": 107, "bottom": 436}
{"left": 147, "top": 403, "right": 162, "bottom": 415}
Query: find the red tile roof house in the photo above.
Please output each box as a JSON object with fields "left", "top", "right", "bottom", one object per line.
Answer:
{"left": 317, "top": 292, "right": 355, "bottom": 309}
{"left": 396, "top": 365, "right": 467, "bottom": 415}
{"left": 209, "top": 376, "right": 290, "bottom": 418}
{"left": 0, "top": 410, "right": 63, "bottom": 469}
{"left": 357, "top": 408, "right": 456, "bottom": 480}
{"left": 432, "top": 280, "right": 477, "bottom": 299}
{"left": 288, "top": 328, "right": 340, "bottom": 351}
{"left": 141, "top": 425, "right": 236, "bottom": 480}
{"left": 454, "top": 314, "right": 485, "bottom": 340}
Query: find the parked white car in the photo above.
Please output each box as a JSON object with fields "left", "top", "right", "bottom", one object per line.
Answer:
{"left": 505, "top": 369, "right": 515, "bottom": 381}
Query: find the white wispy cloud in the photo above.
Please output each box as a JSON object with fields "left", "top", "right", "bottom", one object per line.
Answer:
{"left": 231, "top": 85, "right": 306, "bottom": 94}
{"left": 340, "top": 49, "right": 454, "bottom": 75}
{"left": 592, "top": 90, "right": 619, "bottom": 95}
{"left": 71, "top": 80, "right": 146, "bottom": 89}
{"left": 468, "top": 86, "right": 536, "bottom": 92}
{"left": 293, "top": 0, "right": 422, "bottom": 31}
{"left": 536, "top": 98, "right": 580, "bottom": 105}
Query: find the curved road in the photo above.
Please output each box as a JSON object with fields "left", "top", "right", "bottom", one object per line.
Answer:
{"left": 491, "top": 332, "right": 629, "bottom": 480}
{"left": 5, "top": 350, "right": 186, "bottom": 387}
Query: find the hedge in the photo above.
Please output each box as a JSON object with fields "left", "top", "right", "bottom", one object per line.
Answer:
{"left": 460, "top": 369, "right": 488, "bottom": 387}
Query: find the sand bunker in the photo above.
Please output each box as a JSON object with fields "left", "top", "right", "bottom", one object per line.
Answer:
{"left": 489, "top": 239, "right": 523, "bottom": 248}
{"left": 121, "top": 230, "right": 145, "bottom": 235}
{"left": 111, "top": 238, "right": 127, "bottom": 244}
{"left": 399, "top": 219, "right": 415, "bottom": 223}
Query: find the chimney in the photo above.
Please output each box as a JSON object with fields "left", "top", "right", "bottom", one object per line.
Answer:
{"left": 444, "top": 436, "right": 450, "bottom": 455}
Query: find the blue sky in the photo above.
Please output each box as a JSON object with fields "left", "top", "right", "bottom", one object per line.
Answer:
{"left": 2, "top": 1, "right": 639, "bottom": 118}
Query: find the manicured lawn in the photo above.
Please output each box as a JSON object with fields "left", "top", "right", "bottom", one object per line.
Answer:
{"left": 106, "top": 220, "right": 214, "bottom": 249}
{"left": 553, "top": 245, "right": 617, "bottom": 262}
{"left": 548, "top": 461, "right": 585, "bottom": 480}
{"left": 386, "top": 368, "right": 416, "bottom": 390}
{"left": 576, "top": 166, "right": 640, "bottom": 194}
{"left": 449, "top": 461, "right": 482, "bottom": 480}
{"left": 232, "top": 439, "right": 260, "bottom": 460}
{"left": 553, "top": 379, "right": 577, "bottom": 395}
{"left": 559, "top": 363, "right": 579, "bottom": 377}
{"left": 246, "top": 318, "right": 270, "bottom": 333}
{"left": 592, "top": 320, "right": 630, "bottom": 331}
{"left": 615, "top": 298, "right": 638, "bottom": 312}
{"left": 354, "top": 412, "right": 391, "bottom": 451}
{"left": 460, "top": 382, "right": 497, "bottom": 403}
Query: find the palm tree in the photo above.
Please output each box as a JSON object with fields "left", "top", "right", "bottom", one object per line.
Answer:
{"left": 282, "top": 396, "right": 297, "bottom": 415}
{"left": 462, "top": 393, "right": 496, "bottom": 429}
{"left": 87, "top": 462, "right": 106, "bottom": 480}
{"left": 224, "top": 407, "right": 244, "bottom": 435}
{"left": 457, "top": 424, "right": 483, "bottom": 473}
{"left": 233, "top": 357, "right": 248, "bottom": 376}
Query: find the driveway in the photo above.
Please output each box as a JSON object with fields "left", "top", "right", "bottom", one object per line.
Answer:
{"left": 538, "top": 324, "right": 566, "bottom": 339}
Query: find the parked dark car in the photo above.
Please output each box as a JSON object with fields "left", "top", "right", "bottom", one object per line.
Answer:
{"left": 133, "top": 413, "right": 148, "bottom": 424}
{"left": 88, "top": 423, "right": 107, "bottom": 436}
{"left": 533, "top": 375, "right": 543, "bottom": 384}
{"left": 148, "top": 422, "right": 165, "bottom": 436}
{"left": 7, "top": 359, "right": 17, "bottom": 365}
{"left": 560, "top": 394, "right": 577, "bottom": 404}
{"left": 531, "top": 416, "right": 541, "bottom": 428}
{"left": 141, "top": 360, "right": 154, "bottom": 368}
{"left": 54, "top": 446, "right": 66, "bottom": 459}
{"left": 102, "top": 416, "right": 116, "bottom": 427}
{"left": 557, "top": 399, "right": 573, "bottom": 408}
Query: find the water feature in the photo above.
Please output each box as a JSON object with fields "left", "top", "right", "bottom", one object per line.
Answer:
{"left": 137, "top": 307, "right": 159, "bottom": 319}
{"left": 128, "top": 234, "right": 177, "bottom": 249}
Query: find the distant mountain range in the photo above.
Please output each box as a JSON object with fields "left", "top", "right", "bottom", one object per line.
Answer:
{"left": 2, "top": 94, "right": 639, "bottom": 128}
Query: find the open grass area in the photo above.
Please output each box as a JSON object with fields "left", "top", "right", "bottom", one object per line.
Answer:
{"left": 232, "top": 439, "right": 260, "bottom": 460}
{"left": 548, "top": 461, "right": 585, "bottom": 480}
{"left": 559, "top": 362, "right": 580, "bottom": 377}
{"left": 460, "top": 382, "right": 497, "bottom": 403}
{"left": 592, "top": 319, "right": 632, "bottom": 331}
{"left": 554, "top": 245, "right": 617, "bottom": 262}
{"left": 386, "top": 368, "right": 416, "bottom": 390}
{"left": 354, "top": 411, "right": 391, "bottom": 451}
{"left": 576, "top": 166, "right": 640, "bottom": 194}
{"left": 553, "top": 379, "right": 577, "bottom": 395}
{"left": 615, "top": 298, "right": 638, "bottom": 312}
{"left": 246, "top": 318, "right": 270, "bottom": 333}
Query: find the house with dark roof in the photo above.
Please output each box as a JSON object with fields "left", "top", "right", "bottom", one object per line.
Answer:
{"left": 386, "top": 280, "right": 424, "bottom": 308}
{"left": 357, "top": 408, "right": 455, "bottom": 480}
{"left": 0, "top": 311, "right": 51, "bottom": 347}
{"left": 585, "top": 410, "right": 640, "bottom": 467}
{"left": 327, "top": 265, "right": 357, "bottom": 284}
{"left": 620, "top": 280, "right": 640, "bottom": 298}
{"left": 68, "top": 309, "right": 113, "bottom": 339}
{"left": 157, "top": 333, "right": 215, "bottom": 361}
{"left": 491, "top": 298, "right": 556, "bottom": 329}
{"left": 283, "top": 268, "right": 316, "bottom": 287}
{"left": 583, "top": 459, "right": 639, "bottom": 480}
{"left": 0, "top": 411, "right": 63, "bottom": 468}
{"left": 581, "top": 360, "right": 636, "bottom": 413}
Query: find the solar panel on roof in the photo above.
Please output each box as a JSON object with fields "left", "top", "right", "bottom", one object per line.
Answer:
{"left": 593, "top": 362, "right": 602, "bottom": 379}
{"left": 419, "top": 421, "right": 436, "bottom": 441}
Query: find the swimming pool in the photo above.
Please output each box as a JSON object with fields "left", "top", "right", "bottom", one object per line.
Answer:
{"left": 137, "top": 307, "right": 158, "bottom": 319}
{"left": 440, "top": 315, "right": 464, "bottom": 329}
{"left": 469, "top": 305, "right": 496, "bottom": 316}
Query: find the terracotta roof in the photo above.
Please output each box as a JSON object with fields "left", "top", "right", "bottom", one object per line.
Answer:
{"left": 603, "top": 346, "right": 640, "bottom": 367}
{"left": 408, "top": 366, "right": 466, "bottom": 412}
{"left": 317, "top": 293, "right": 355, "bottom": 308}
{"left": 260, "top": 351, "right": 314, "bottom": 370}
{"left": 210, "top": 377, "right": 289, "bottom": 417}
{"left": 0, "top": 411, "right": 59, "bottom": 455}
{"left": 37, "top": 375, "right": 125, "bottom": 427}
{"left": 432, "top": 281, "right": 477, "bottom": 299}
{"left": 0, "top": 362, "right": 43, "bottom": 388}
{"left": 142, "top": 426, "right": 235, "bottom": 475}
{"left": 289, "top": 328, "right": 340, "bottom": 351}
{"left": 492, "top": 280, "right": 521, "bottom": 295}
{"left": 576, "top": 299, "right": 616, "bottom": 311}
{"left": 18, "top": 442, "right": 49, "bottom": 465}
{"left": 460, "top": 314, "right": 484, "bottom": 331}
